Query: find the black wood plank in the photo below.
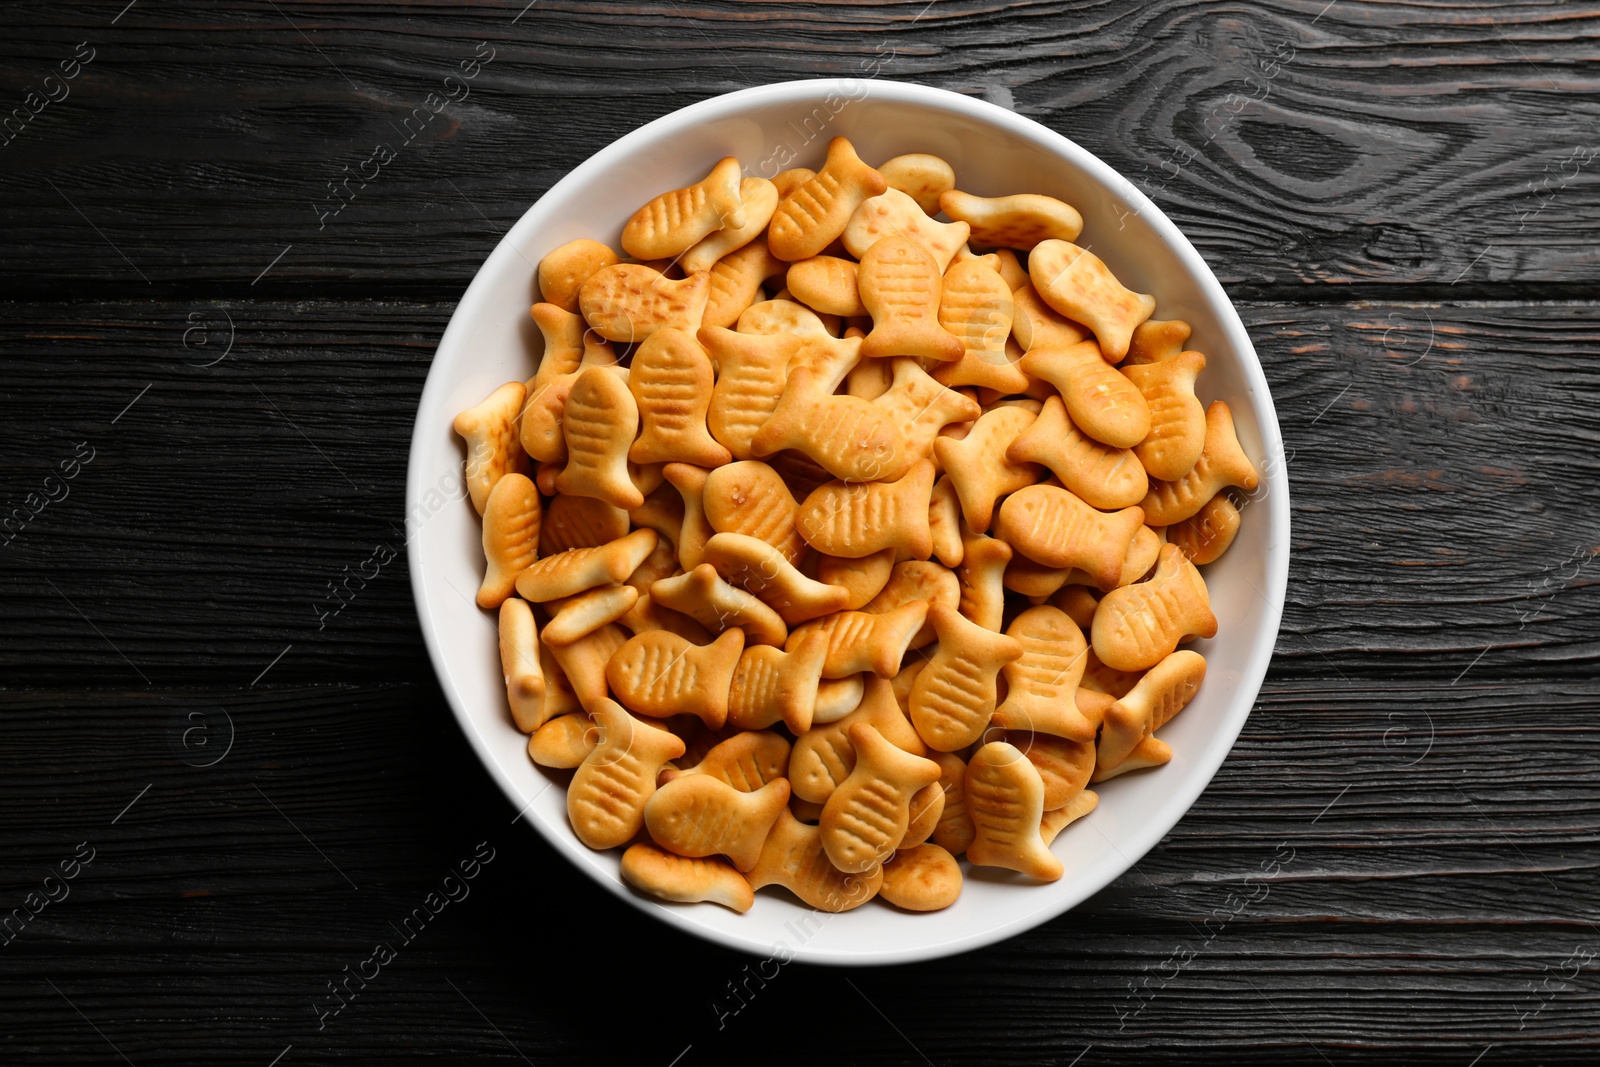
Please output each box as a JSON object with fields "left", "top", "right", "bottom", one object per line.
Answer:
{"left": 4, "top": 4, "right": 1599, "bottom": 1062}
{"left": 2, "top": 299, "right": 1595, "bottom": 687}
{"left": 1, "top": 681, "right": 1597, "bottom": 1064}
{"left": 0, "top": 1, "right": 1595, "bottom": 296}
{"left": 5, "top": 681, "right": 1597, "bottom": 921}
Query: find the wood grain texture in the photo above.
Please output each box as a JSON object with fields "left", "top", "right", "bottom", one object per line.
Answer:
{"left": 4, "top": 2, "right": 1599, "bottom": 1062}
{"left": 3, "top": 300, "right": 1595, "bottom": 686}
{"left": 0, "top": 1, "right": 1595, "bottom": 296}
{"left": 1, "top": 295, "right": 1597, "bottom": 1061}
{"left": 2, "top": 680, "right": 1597, "bottom": 1064}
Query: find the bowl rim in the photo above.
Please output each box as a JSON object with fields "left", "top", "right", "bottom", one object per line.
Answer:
{"left": 407, "top": 76, "right": 1291, "bottom": 966}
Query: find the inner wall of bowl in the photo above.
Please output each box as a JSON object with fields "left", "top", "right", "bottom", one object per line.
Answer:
{"left": 416, "top": 81, "right": 1282, "bottom": 963}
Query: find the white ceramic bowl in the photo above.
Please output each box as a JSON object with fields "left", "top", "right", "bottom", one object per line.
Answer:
{"left": 407, "top": 79, "right": 1289, "bottom": 966}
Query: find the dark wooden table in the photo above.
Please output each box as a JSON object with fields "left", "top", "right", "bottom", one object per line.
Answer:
{"left": 4, "top": 2, "right": 1598, "bottom": 1063}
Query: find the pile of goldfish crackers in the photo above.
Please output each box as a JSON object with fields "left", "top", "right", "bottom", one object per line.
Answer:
{"left": 453, "top": 137, "right": 1260, "bottom": 915}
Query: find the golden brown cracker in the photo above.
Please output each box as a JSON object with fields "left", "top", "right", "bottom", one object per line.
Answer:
{"left": 1040, "top": 789, "right": 1098, "bottom": 846}
{"left": 747, "top": 808, "right": 883, "bottom": 911}
{"left": 548, "top": 622, "right": 630, "bottom": 712}
{"left": 955, "top": 525, "right": 1012, "bottom": 631}
{"left": 935, "top": 257, "right": 1026, "bottom": 395}
{"left": 661, "top": 462, "right": 713, "bottom": 571}
{"left": 819, "top": 723, "right": 942, "bottom": 873}
{"left": 738, "top": 297, "right": 833, "bottom": 339}
{"left": 627, "top": 483, "right": 687, "bottom": 554}
{"left": 858, "top": 236, "right": 966, "bottom": 364}
{"left": 664, "top": 729, "right": 793, "bottom": 793}
{"left": 528, "top": 711, "right": 599, "bottom": 768}
{"left": 1049, "top": 584, "right": 1101, "bottom": 630}
{"left": 843, "top": 187, "right": 970, "bottom": 271}
{"left": 813, "top": 675, "right": 866, "bottom": 724}
{"left": 645, "top": 774, "right": 790, "bottom": 871}
{"left": 606, "top": 627, "right": 744, "bottom": 729}
{"left": 703, "top": 460, "right": 806, "bottom": 564}
{"left": 964, "top": 741, "right": 1063, "bottom": 881}
{"left": 875, "top": 358, "right": 983, "bottom": 468}
{"left": 555, "top": 366, "right": 644, "bottom": 508}
{"left": 680, "top": 176, "right": 780, "bottom": 275}
{"left": 627, "top": 327, "right": 731, "bottom": 468}
{"left": 785, "top": 600, "right": 928, "bottom": 680}
{"left": 927, "top": 474, "right": 965, "bottom": 567}
{"left": 789, "top": 332, "right": 864, "bottom": 394}
{"left": 477, "top": 472, "right": 541, "bottom": 609}
{"left": 650, "top": 563, "right": 789, "bottom": 647}
{"left": 933, "top": 404, "right": 1042, "bottom": 531}
{"left": 1097, "top": 649, "right": 1206, "bottom": 771}
{"left": 990, "top": 605, "right": 1092, "bottom": 740}
{"left": 1091, "top": 543, "right": 1216, "bottom": 671}
{"left": 939, "top": 190, "right": 1083, "bottom": 250}
{"left": 1006, "top": 394, "right": 1147, "bottom": 510}
{"left": 786, "top": 255, "right": 867, "bottom": 317}
{"left": 1167, "top": 493, "right": 1241, "bottom": 565}
{"left": 1010, "top": 283, "right": 1089, "bottom": 353}
{"left": 880, "top": 843, "right": 962, "bottom": 911}
{"left": 580, "top": 263, "right": 710, "bottom": 343}
{"left": 901, "top": 781, "right": 946, "bottom": 850}
{"left": 542, "top": 583, "right": 639, "bottom": 647}
{"left": 994, "top": 484, "right": 1144, "bottom": 591}
{"left": 1123, "top": 318, "right": 1192, "bottom": 366}
{"left": 751, "top": 366, "right": 911, "bottom": 484}
{"left": 815, "top": 547, "right": 897, "bottom": 610}
{"left": 1124, "top": 350, "right": 1207, "bottom": 482}
{"left": 567, "top": 697, "right": 685, "bottom": 849}
{"left": 929, "top": 751, "right": 976, "bottom": 856}
{"left": 794, "top": 459, "right": 936, "bottom": 560}
{"left": 541, "top": 494, "right": 629, "bottom": 557}
{"left": 455, "top": 381, "right": 531, "bottom": 516}
{"left": 703, "top": 532, "right": 852, "bottom": 625}
{"left": 768, "top": 137, "right": 887, "bottom": 261}
{"left": 877, "top": 152, "right": 955, "bottom": 216}
{"left": 515, "top": 529, "right": 658, "bottom": 602}
{"left": 1006, "top": 731, "right": 1094, "bottom": 810}
{"left": 620, "top": 842, "right": 754, "bottom": 913}
{"left": 539, "top": 238, "right": 620, "bottom": 313}
{"left": 703, "top": 239, "right": 787, "bottom": 330}
{"left": 701, "top": 326, "right": 803, "bottom": 460}
{"left": 1139, "top": 401, "right": 1259, "bottom": 525}
{"left": 621, "top": 156, "right": 746, "bottom": 260}
{"left": 788, "top": 673, "right": 929, "bottom": 801}
{"left": 499, "top": 597, "right": 550, "bottom": 733}
{"left": 865, "top": 560, "right": 959, "bottom": 648}
{"left": 771, "top": 167, "right": 817, "bottom": 200}
{"left": 1090, "top": 736, "right": 1172, "bottom": 782}
{"left": 908, "top": 604, "right": 1022, "bottom": 752}
{"left": 1029, "top": 240, "right": 1155, "bottom": 361}
{"left": 726, "top": 633, "right": 828, "bottom": 734}
{"left": 1020, "top": 339, "right": 1150, "bottom": 449}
